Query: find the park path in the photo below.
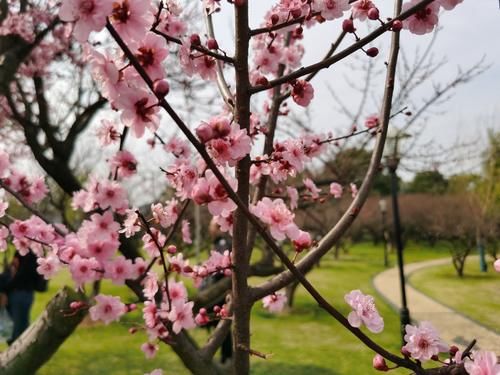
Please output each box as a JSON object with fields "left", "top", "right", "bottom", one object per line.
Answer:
{"left": 373, "top": 257, "right": 500, "bottom": 352}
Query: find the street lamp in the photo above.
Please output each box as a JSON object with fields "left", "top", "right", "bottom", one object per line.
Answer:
{"left": 384, "top": 128, "right": 411, "bottom": 344}
{"left": 378, "top": 199, "right": 389, "bottom": 268}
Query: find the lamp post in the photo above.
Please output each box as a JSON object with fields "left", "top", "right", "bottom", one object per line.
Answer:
{"left": 385, "top": 128, "right": 411, "bottom": 344}
{"left": 378, "top": 199, "right": 389, "bottom": 268}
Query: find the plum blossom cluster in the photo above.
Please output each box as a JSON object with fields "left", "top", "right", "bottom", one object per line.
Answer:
{"left": 250, "top": 134, "right": 326, "bottom": 184}
{"left": 195, "top": 115, "right": 252, "bottom": 166}
{"left": 0, "top": 151, "right": 47, "bottom": 205}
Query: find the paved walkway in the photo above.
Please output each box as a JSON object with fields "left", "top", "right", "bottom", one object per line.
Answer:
{"left": 373, "top": 257, "right": 500, "bottom": 352}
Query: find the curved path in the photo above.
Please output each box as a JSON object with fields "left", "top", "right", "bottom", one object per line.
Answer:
{"left": 373, "top": 257, "right": 500, "bottom": 352}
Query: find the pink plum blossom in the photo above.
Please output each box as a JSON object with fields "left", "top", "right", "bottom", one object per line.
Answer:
{"left": 104, "top": 256, "right": 133, "bottom": 284}
{"left": 93, "top": 180, "right": 128, "bottom": 211}
{"left": 117, "top": 88, "right": 160, "bottom": 138}
{"left": 69, "top": 255, "right": 102, "bottom": 288}
{"left": 351, "top": 0, "right": 376, "bottom": 21}
{"left": 134, "top": 33, "right": 169, "bottom": 81}
{"left": 89, "top": 294, "right": 126, "bottom": 325}
{"left": 402, "top": 0, "right": 440, "bottom": 35}
{"left": 120, "top": 210, "right": 141, "bottom": 238}
{"left": 251, "top": 197, "right": 300, "bottom": 241}
{"left": 464, "top": 351, "right": 500, "bottom": 375}
{"left": 109, "top": 0, "right": 154, "bottom": 43}
{"left": 36, "top": 253, "right": 61, "bottom": 279}
{"left": 167, "top": 301, "right": 196, "bottom": 334}
{"left": 403, "top": 321, "right": 448, "bottom": 361}
{"left": 365, "top": 114, "right": 379, "bottom": 129}
{"left": 292, "top": 230, "right": 312, "bottom": 252}
{"left": 141, "top": 342, "right": 159, "bottom": 359}
{"left": 59, "top": 0, "right": 112, "bottom": 42}
{"left": 142, "top": 228, "right": 166, "bottom": 258}
{"left": 291, "top": 80, "right": 314, "bottom": 107}
{"left": 494, "top": 259, "right": 500, "bottom": 273}
{"left": 317, "top": 0, "right": 351, "bottom": 20}
{"left": 96, "top": 120, "right": 121, "bottom": 146}
{"left": 303, "top": 178, "right": 321, "bottom": 200}
{"left": 110, "top": 151, "right": 137, "bottom": 179}
{"left": 330, "top": 182, "right": 343, "bottom": 198}
{"left": 143, "top": 272, "right": 159, "bottom": 300}
{"left": 344, "top": 289, "right": 384, "bottom": 333}
{"left": 262, "top": 292, "right": 287, "bottom": 313}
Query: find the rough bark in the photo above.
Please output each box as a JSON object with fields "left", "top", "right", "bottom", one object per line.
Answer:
{"left": 0, "top": 287, "right": 87, "bottom": 374}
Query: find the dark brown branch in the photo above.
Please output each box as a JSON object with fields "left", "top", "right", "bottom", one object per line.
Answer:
{"left": 63, "top": 97, "right": 107, "bottom": 154}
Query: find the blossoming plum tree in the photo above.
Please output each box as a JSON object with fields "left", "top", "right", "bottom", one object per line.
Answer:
{"left": 0, "top": 0, "right": 498, "bottom": 374}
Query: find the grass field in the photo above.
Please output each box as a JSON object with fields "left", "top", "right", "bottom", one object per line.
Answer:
{"left": 409, "top": 257, "right": 500, "bottom": 334}
{"left": 1, "top": 243, "right": 457, "bottom": 374}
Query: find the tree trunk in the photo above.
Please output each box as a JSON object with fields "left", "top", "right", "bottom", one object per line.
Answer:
{"left": 0, "top": 287, "right": 87, "bottom": 374}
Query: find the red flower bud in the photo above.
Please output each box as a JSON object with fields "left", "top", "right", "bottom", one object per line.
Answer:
{"left": 342, "top": 19, "right": 356, "bottom": 33}
{"left": 373, "top": 354, "right": 389, "bottom": 372}
{"left": 167, "top": 245, "right": 177, "bottom": 254}
{"left": 392, "top": 20, "right": 403, "bottom": 32}
{"left": 449, "top": 345, "right": 459, "bottom": 356}
{"left": 190, "top": 34, "right": 201, "bottom": 46}
{"left": 153, "top": 80, "right": 170, "bottom": 97}
{"left": 368, "top": 7, "right": 380, "bottom": 20}
{"left": 207, "top": 38, "right": 218, "bottom": 50}
{"left": 366, "top": 47, "right": 379, "bottom": 57}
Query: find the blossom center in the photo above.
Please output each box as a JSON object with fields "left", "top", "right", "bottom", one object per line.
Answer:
{"left": 111, "top": 0, "right": 130, "bottom": 23}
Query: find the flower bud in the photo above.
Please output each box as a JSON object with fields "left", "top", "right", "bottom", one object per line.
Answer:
{"left": 291, "top": 8, "right": 302, "bottom": 18}
{"left": 255, "top": 76, "right": 269, "bottom": 86}
{"left": 207, "top": 38, "right": 218, "bottom": 50}
{"left": 366, "top": 47, "right": 379, "bottom": 57}
{"left": 167, "top": 245, "right": 177, "bottom": 254}
{"left": 70, "top": 301, "right": 85, "bottom": 310}
{"left": 391, "top": 20, "right": 403, "bottom": 32}
{"left": 270, "top": 14, "right": 280, "bottom": 25}
{"left": 342, "top": 19, "right": 356, "bottom": 33}
{"left": 368, "top": 7, "right": 380, "bottom": 20}
{"left": 153, "top": 80, "right": 170, "bottom": 97}
{"left": 196, "top": 123, "right": 215, "bottom": 143}
{"left": 449, "top": 346, "right": 459, "bottom": 356}
{"left": 190, "top": 34, "right": 201, "bottom": 46}
{"left": 373, "top": 354, "right": 389, "bottom": 371}
{"left": 126, "top": 303, "right": 137, "bottom": 312}
{"left": 128, "top": 327, "right": 138, "bottom": 334}
{"left": 401, "top": 347, "right": 411, "bottom": 357}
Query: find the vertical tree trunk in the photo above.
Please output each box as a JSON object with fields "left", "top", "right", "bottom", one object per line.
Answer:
{"left": 232, "top": 2, "right": 252, "bottom": 374}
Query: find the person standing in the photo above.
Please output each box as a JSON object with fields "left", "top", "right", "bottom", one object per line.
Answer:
{"left": 0, "top": 251, "right": 39, "bottom": 345}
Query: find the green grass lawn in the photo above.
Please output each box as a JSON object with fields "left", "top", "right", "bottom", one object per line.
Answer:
{"left": 409, "top": 256, "right": 500, "bottom": 334}
{"left": 1, "top": 243, "right": 450, "bottom": 374}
